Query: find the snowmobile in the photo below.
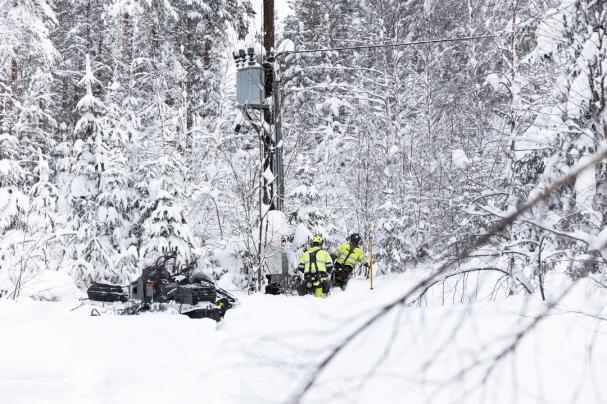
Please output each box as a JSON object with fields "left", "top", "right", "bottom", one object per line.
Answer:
{"left": 85, "top": 254, "right": 237, "bottom": 321}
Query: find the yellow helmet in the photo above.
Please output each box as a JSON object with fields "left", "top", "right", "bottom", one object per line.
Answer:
{"left": 311, "top": 235, "right": 323, "bottom": 246}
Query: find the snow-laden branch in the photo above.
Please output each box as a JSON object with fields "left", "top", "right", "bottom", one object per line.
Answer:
{"left": 472, "top": 203, "right": 592, "bottom": 245}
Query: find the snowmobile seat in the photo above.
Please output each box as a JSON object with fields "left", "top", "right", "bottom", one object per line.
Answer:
{"left": 175, "top": 284, "right": 217, "bottom": 305}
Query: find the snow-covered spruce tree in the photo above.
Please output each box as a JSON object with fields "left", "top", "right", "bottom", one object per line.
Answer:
{"left": 28, "top": 150, "right": 58, "bottom": 233}
{"left": 97, "top": 109, "right": 138, "bottom": 280}
{"left": 374, "top": 197, "right": 409, "bottom": 274}
{"left": 287, "top": 163, "right": 336, "bottom": 240}
{"left": 51, "top": 128, "right": 73, "bottom": 235}
{"left": 102, "top": 1, "right": 145, "bottom": 279}
{"left": 103, "top": 98, "right": 140, "bottom": 278}
{"left": 68, "top": 54, "right": 120, "bottom": 285}
{"left": 139, "top": 159, "right": 196, "bottom": 270}
{"left": 15, "top": 150, "right": 62, "bottom": 289}
{"left": 0, "top": 133, "right": 30, "bottom": 296}
{"left": 50, "top": 0, "right": 112, "bottom": 134}
{"left": 0, "top": 134, "right": 28, "bottom": 233}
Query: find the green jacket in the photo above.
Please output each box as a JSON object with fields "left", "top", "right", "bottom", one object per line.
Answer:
{"left": 298, "top": 246, "right": 334, "bottom": 274}
{"left": 335, "top": 243, "right": 368, "bottom": 268}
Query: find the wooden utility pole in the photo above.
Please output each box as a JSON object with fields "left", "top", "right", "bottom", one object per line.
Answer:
{"left": 369, "top": 225, "right": 374, "bottom": 290}
{"left": 263, "top": 0, "right": 275, "bottom": 55}
{"left": 261, "top": 0, "right": 279, "bottom": 210}
{"left": 262, "top": 0, "right": 285, "bottom": 211}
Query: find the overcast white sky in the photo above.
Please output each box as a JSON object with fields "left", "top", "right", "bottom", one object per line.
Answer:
{"left": 250, "top": 0, "right": 292, "bottom": 36}
{"left": 229, "top": 1, "right": 292, "bottom": 88}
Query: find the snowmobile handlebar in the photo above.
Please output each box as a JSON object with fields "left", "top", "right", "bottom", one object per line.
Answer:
{"left": 152, "top": 253, "right": 197, "bottom": 276}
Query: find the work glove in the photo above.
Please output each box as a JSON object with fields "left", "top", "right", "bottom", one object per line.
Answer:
{"left": 363, "top": 262, "right": 370, "bottom": 268}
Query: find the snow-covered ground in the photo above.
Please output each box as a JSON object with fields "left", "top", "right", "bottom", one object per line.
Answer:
{"left": 1, "top": 272, "right": 607, "bottom": 404}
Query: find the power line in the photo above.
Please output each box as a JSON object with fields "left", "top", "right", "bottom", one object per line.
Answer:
{"left": 278, "top": 34, "right": 497, "bottom": 56}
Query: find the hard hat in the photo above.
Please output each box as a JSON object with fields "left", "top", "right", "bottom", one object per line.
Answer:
{"left": 311, "top": 235, "right": 323, "bottom": 246}
{"left": 349, "top": 233, "right": 362, "bottom": 245}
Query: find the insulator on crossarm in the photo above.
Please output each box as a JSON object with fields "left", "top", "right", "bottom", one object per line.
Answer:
{"left": 247, "top": 47, "right": 256, "bottom": 66}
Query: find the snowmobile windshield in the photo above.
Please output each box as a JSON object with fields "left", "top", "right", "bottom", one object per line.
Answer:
{"left": 189, "top": 271, "right": 214, "bottom": 284}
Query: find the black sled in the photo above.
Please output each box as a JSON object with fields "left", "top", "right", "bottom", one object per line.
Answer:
{"left": 87, "top": 282, "right": 128, "bottom": 302}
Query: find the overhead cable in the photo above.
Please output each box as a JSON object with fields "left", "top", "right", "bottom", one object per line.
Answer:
{"left": 278, "top": 34, "right": 497, "bottom": 56}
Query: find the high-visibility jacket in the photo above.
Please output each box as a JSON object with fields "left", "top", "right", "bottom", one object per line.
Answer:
{"left": 298, "top": 246, "right": 334, "bottom": 274}
{"left": 335, "top": 243, "right": 368, "bottom": 268}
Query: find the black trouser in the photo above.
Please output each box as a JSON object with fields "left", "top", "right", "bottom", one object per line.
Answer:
{"left": 333, "top": 263, "right": 354, "bottom": 287}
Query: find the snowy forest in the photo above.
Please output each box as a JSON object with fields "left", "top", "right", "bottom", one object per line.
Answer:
{"left": 1, "top": 0, "right": 607, "bottom": 403}
{"left": 1, "top": 0, "right": 606, "bottom": 292}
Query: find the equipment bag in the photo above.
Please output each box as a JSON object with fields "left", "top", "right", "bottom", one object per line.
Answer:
{"left": 334, "top": 265, "right": 353, "bottom": 284}
{"left": 304, "top": 272, "right": 321, "bottom": 287}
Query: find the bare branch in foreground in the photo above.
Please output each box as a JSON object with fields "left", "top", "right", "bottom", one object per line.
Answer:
{"left": 290, "top": 147, "right": 607, "bottom": 404}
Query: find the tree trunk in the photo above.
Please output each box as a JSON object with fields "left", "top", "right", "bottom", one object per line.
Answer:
{"left": 11, "top": 58, "right": 18, "bottom": 98}
{"left": 86, "top": 0, "right": 92, "bottom": 50}
{"left": 509, "top": 0, "right": 519, "bottom": 148}
{"left": 0, "top": 94, "right": 4, "bottom": 129}
{"left": 183, "top": 16, "right": 194, "bottom": 153}
{"left": 122, "top": 13, "right": 133, "bottom": 70}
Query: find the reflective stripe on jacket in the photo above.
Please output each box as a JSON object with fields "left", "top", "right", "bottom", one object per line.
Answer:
{"left": 298, "top": 246, "right": 334, "bottom": 274}
{"left": 335, "top": 243, "right": 368, "bottom": 268}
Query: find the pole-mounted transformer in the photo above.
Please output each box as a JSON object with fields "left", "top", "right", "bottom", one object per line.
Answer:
{"left": 234, "top": 48, "right": 266, "bottom": 108}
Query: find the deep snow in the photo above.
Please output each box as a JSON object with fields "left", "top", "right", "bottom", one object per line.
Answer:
{"left": 1, "top": 272, "right": 607, "bottom": 404}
